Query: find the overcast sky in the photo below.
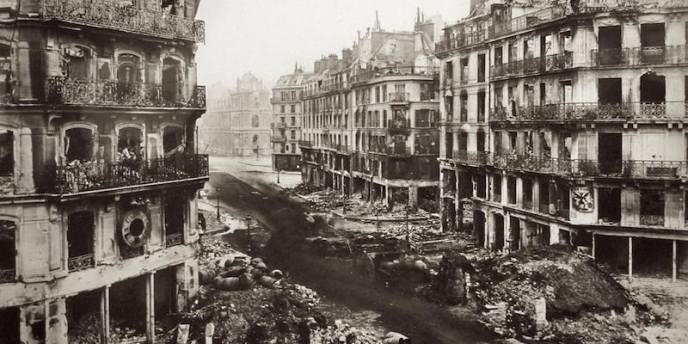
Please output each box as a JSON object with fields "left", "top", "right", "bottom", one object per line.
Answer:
{"left": 195, "top": 0, "right": 470, "bottom": 89}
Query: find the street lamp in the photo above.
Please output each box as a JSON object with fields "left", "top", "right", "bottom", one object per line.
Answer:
{"left": 216, "top": 187, "right": 221, "bottom": 221}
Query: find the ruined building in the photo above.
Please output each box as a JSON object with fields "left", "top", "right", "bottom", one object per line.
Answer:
{"left": 0, "top": 0, "right": 207, "bottom": 342}
{"left": 271, "top": 66, "right": 311, "bottom": 171}
{"left": 438, "top": 0, "right": 688, "bottom": 280}
{"left": 199, "top": 72, "right": 271, "bottom": 157}
{"left": 300, "top": 12, "right": 442, "bottom": 209}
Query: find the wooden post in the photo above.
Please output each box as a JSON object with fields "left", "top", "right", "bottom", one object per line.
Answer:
{"left": 628, "top": 237, "right": 633, "bottom": 281}
{"left": 146, "top": 273, "right": 156, "bottom": 344}
{"left": 101, "top": 285, "right": 110, "bottom": 344}
{"left": 673, "top": 240, "right": 677, "bottom": 283}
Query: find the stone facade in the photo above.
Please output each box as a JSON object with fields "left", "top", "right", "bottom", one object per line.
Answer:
{"left": 438, "top": 0, "right": 688, "bottom": 280}
{"left": 0, "top": 0, "right": 207, "bottom": 342}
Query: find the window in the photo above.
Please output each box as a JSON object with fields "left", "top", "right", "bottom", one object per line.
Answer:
{"left": 67, "top": 211, "right": 94, "bottom": 271}
{"left": 0, "top": 130, "right": 13, "bottom": 176}
{"left": 251, "top": 115, "right": 259, "bottom": 128}
{"left": 460, "top": 57, "right": 469, "bottom": 82}
{"left": 65, "top": 128, "right": 94, "bottom": 162}
{"left": 0, "top": 220, "right": 16, "bottom": 278}
{"left": 290, "top": 130, "right": 296, "bottom": 140}
{"left": 290, "top": 105, "right": 295, "bottom": 113}
{"left": 477, "top": 54, "right": 486, "bottom": 82}
{"left": 291, "top": 143, "right": 296, "bottom": 152}
{"left": 280, "top": 105, "right": 285, "bottom": 113}
{"left": 640, "top": 190, "right": 665, "bottom": 226}
{"left": 290, "top": 116, "right": 296, "bottom": 126}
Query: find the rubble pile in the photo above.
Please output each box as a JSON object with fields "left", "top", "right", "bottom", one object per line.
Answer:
{"left": 289, "top": 182, "right": 325, "bottom": 195}
{"left": 468, "top": 247, "right": 650, "bottom": 343}
{"left": 176, "top": 236, "right": 392, "bottom": 343}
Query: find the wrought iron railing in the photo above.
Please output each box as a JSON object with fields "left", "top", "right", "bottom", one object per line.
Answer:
{"left": 53, "top": 154, "right": 209, "bottom": 194}
{"left": 43, "top": 0, "right": 205, "bottom": 42}
{"left": 492, "top": 102, "right": 685, "bottom": 121}
{"left": 491, "top": 52, "right": 573, "bottom": 79}
{"left": 165, "top": 233, "right": 183, "bottom": 247}
{"left": 488, "top": 6, "right": 566, "bottom": 38}
{"left": 352, "top": 66, "right": 438, "bottom": 84}
{"left": 0, "top": 268, "right": 15, "bottom": 282}
{"left": 640, "top": 215, "right": 665, "bottom": 227}
{"left": 451, "top": 151, "right": 491, "bottom": 166}
{"left": 46, "top": 77, "right": 206, "bottom": 109}
{"left": 436, "top": 29, "right": 488, "bottom": 53}
{"left": 388, "top": 92, "right": 410, "bottom": 103}
{"left": 68, "top": 253, "right": 94, "bottom": 272}
{"left": 592, "top": 45, "right": 688, "bottom": 67}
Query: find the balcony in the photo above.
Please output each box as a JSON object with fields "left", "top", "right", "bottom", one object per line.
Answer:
{"left": 491, "top": 52, "right": 573, "bottom": 79}
{"left": 488, "top": 6, "right": 566, "bottom": 38}
{"left": 640, "top": 215, "right": 665, "bottom": 227}
{"left": 298, "top": 140, "right": 313, "bottom": 148}
{"left": 450, "top": 151, "right": 491, "bottom": 166}
{"left": 46, "top": 77, "right": 206, "bottom": 109}
{"left": 0, "top": 268, "right": 15, "bottom": 283}
{"left": 52, "top": 154, "right": 208, "bottom": 194}
{"left": 388, "top": 92, "right": 410, "bottom": 103}
{"left": 68, "top": 253, "right": 94, "bottom": 272}
{"left": 43, "top": 0, "right": 205, "bottom": 42}
{"left": 352, "top": 66, "right": 438, "bottom": 84}
{"left": 491, "top": 102, "right": 685, "bottom": 122}
{"left": 272, "top": 122, "right": 287, "bottom": 129}
{"left": 387, "top": 119, "right": 411, "bottom": 135}
{"left": 436, "top": 30, "right": 488, "bottom": 54}
{"left": 165, "top": 233, "right": 184, "bottom": 247}
{"left": 271, "top": 135, "right": 287, "bottom": 143}
{"left": 592, "top": 46, "right": 688, "bottom": 67}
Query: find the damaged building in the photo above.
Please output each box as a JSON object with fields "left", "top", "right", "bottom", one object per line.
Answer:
{"left": 300, "top": 12, "right": 442, "bottom": 209}
{"left": 271, "top": 66, "right": 311, "bottom": 172}
{"left": 438, "top": 0, "right": 688, "bottom": 280}
{"left": 0, "top": 0, "right": 208, "bottom": 342}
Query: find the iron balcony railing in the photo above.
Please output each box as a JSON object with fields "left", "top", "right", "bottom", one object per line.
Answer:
{"left": 0, "top": 268, "right": 15, "bottom": 282}
{"left": 46, "top": 77, "right": 206, "bottom": 109}
{"left": 271, "top": 135, "right": 287, "bottom": 143}
{"left": 352, "top": 66, "right": 438, "bottom": 84}
{"left": 592, "top": 45, "right": 688, "bottom": 67}
{"left": 491, "top": 102, "right": 686, "bottom": 122}
{"left": 388, "top": 92, "right": 410, "bottom": 103}
{"left": 43, "top": 0, "right": 205, "bottom": 42}
{"left": 489, "top": 6, "right": 566, "bottom": 38}
{"left": 68, "top": 253, "right": 94, "bottom": 272}
{"left": 298, "top": 140, "right": 313, "bottom": 148}
{"left": 640, "top": 215, "right": 665, "bottom": 227}
{"left": 52, "top": 154, "right": 209, "bottom": 194}
{"left": 165, "top": 233, "right": 184, "bottom": 247}
{"left": 491, "top": 52, "right": 573, "bottom": 79}
{"left": 436, "top": 29, "right": 488, "bottom": 54}
{"left": 272, "top": 122, "right": 287, "bottom": 129}
{"left": 450, "top": 151, "right": 491, "bottom": 166}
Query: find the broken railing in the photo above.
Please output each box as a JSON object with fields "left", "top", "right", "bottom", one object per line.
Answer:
{"left": 42, "top": 0, "right": 205, "bottom": 42}
{"left": 165, "top": 233, "right": 184, "bottom": 247}
{"left": 0, "top": 268, "right": 15, "bottom": 282}
{"left": 46, "top": 77, "right": 206, "bottom": 109}
{"left": 491, "top": 102, "right": 685, "bottom": 121}
{"left": 53, "top": 154, "right": 209, "bottom": 194}
{"left": 68, "top": 253, "right": 94, "bottom": 272}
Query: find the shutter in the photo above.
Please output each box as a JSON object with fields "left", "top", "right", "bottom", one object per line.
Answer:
{"left": 20, "top": 222, "right": 50, "bottom": 281}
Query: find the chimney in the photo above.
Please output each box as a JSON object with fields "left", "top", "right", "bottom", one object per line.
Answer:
{"left": 342, "top": 49, "right": 353, "bottom": 64}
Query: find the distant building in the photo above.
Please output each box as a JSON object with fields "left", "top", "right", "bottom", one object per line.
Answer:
{"left": 0, "top": 0, "right": 207, "bottom": 342}
{"left": 271, "top": 66, "right": 311, "bottom": 171}
{"left": 300, "top": 11, "right": 442, "bottom": 209}
{"left": 437, "top": 0, "right": 688, "bottom": 280}
{"left": 199, "top": 73, "right": 271, "bottom": 157}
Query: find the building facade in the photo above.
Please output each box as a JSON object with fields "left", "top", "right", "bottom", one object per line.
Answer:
{"left": 300, "top": 13, "right": 442, "bottom": 209}
{"left": 438, "top": 0, "right": 688, "bottom": 280}
{"left": 199, "top": 73, "right": 271, "bottom": 157}
{"left": 0, "top": 0, "right": 207, "bottom": 342}
{"left": 271, "top": 67, "right": 310, "bottom": 171}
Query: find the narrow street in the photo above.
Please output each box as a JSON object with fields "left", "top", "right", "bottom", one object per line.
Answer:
{"left": 207, "top": 169, "right": 496, "bottom": 344}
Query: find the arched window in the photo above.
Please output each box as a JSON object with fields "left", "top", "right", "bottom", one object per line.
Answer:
{"left": 117, "top": 53, "right": 142, "bottom": 99}
{"left": 162, "top": 58, "right": 183, "bottom": 104}
{"left": 64, "top": 127, "right": 94, "bottom": 162}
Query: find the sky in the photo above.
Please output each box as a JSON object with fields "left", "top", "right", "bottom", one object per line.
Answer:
{"left": 195, "top": 0, "right": 470, "bottom": 89}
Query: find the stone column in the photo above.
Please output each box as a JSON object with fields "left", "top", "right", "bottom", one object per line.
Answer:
{"left": 101, "top": 285, "right": 110, "bottom": 344}
{"left": 146, "top": 273, "right": 156, "bottom": 344}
